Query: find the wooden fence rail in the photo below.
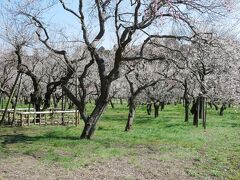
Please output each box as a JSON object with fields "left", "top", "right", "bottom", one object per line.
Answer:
{"left": 0, "top": 109, "right": 80, "bottom": 126}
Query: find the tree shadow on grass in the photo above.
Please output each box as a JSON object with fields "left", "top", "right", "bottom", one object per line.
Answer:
{"left": 213, "top": 122, "right": 240, "bottom": 128}
{"left": 163, "top": 123, "right": 188, "bottom": 128}
{"left": 1, "top": 132, "right": 79, "bottom": 146}
{"left": 134, "top": 116, "right": 176, "bottom": 125}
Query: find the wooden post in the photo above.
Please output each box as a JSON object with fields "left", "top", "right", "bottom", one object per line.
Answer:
{"left": 28, "top": 102, "right": 31, "bottom": 112}
{"left": 34, "top": 112, "right": 36, "bottom": 125}
{"left": 0, "top": 72, "right": 21, "bottom": 125}
{"left": 28, "top": 114, "right": 30, "bottom": 126}
{"left": 51, "top": 112, "right": 54, "bottom": 125}
{"left": 44, "top": 114, "right": 47, "bottom": 125}
{"left": 75, "top": 111, "right": 80, "bottom": 126}
{"left": 20, "top": 114, "right": 23, "bottom": 126}
{"left": 39, "top": 114, "right": 41, "bottom": 126}
{"left": 12, "top": 74, "right": 23, "bottom": 126}
{"left": 7, "top": 111, "right": 10, "bottom": 124}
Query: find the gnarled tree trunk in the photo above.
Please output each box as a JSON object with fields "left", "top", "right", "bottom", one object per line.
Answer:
{"left": 125, "top": 97, "right": 136, "bottom": 131}
{"left": 219, "top": 103, "right": 226, "bottom": 116}
{"left": 80, "top": 101, "right": 108, "bottom": 139}
{"left": 213, "top": 103, "right": 218, "bottom": 111}
{"left": 208, "top": 102, "right": 213, "bottom": 109}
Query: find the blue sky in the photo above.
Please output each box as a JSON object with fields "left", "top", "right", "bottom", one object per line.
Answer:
{"left": 0, "top": 0, "right": 116, "bottom": 49}
{"left": 41, "top": 1, "right": 116, "bottom": 49}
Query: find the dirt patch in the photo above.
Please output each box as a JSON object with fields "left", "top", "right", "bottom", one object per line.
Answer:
{"left": 0, "top": 153, "right": 193, "bottom": 180}
{"left": 85, "top": 156, "right": 193, "bottom": 180}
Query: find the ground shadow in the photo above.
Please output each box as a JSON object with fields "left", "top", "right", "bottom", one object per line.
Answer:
{"left": 1, "top": 132, "right": 79, "bottom": 146}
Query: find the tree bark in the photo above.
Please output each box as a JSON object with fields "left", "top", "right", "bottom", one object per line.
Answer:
{"left": 12, "top": 74, "right": 22, "bottom": 125}
{"left": 213, "top": 103, "right": 218, "bottom": 111}
{"left": 202, "top": 97, "right": 206, "bottom": 129}
{"left": 160, "top": 101, "right": 165, "bottom": 111}
{"left": 68, "top": 101, "right": 74, "bottom": 109}
{"left": 0, "top": 72, "right": 21, "bottom": 125}
{"left": 154, "top": 101, "right": 160, "bottom": 118}
{"left": 109, "top": 99, "right": 114, "bottom": 108}
{"left": 61, "top": 89, "right": 65, "bottom": 125}
{"left": 146, "top": 103, "right": 152, "bottom": 115}
{"left": 1, "top": 97, "right": 3, "bottom": 109}
{"left": 0, "top": 93, "right": 2, "bottom": 109}
{"left": 125, "top": 98, "right": 136, "bottom": 131}
{"left": 80, "top": 101, "right": 108, "bottom": 139}
{"left": 191, "top": 100, "right": 199, "bottom": 127}
{"left": 183, "top": 80, "right": 190, "bottom": 122}
{"left": 208, "top": 102, "right": 213, "bottom": 109}
{"left": 199, "top": 98, "right": 203, "bottom": 119}
{"left": 30, "top": 92, "right": 42, "bottom": 123}
{"left": 52, "top": 94, "right": 58, "bottom": 108}
{"left": 184, "top": 101, "right": 190, "bottom": 122}
{"left": 119, "top": 98, "right": 123, "bottom": 105}
{"left": 219, "top": 104, "right": 226, "bottom": 116}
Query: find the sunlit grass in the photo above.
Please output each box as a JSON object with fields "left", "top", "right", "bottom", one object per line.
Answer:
{"left": 0, "top": 103, "right": 239, "bottom": 178}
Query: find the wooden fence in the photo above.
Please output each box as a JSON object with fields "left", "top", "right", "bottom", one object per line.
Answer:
{"left": 0, "top": 109, "right": 80, "bottom": 126}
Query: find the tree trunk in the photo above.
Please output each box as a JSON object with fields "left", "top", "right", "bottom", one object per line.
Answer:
{"left": 125, "top": 98, "right": 136, "bottom": 131}
{"left": 160, "top": 101, "right": 165, "bottom": 111}
{"left": 0, "top": 93, "right": 2, "bottom": 109}
{"left": 1, "top": 98, "right": 3, "bottom": 109}
{"left": 184, "top": 101, "right": 190, "bottom": 122}
{"left": 1, "top": 72, "right": 21, "bottom": 125}
{"left": 199, "top": 98, "right": 203, "bottom": 119}
{"left": 183, "top": 81, "right": 190, "bottom": 122}
{"left": 109, "top": 99, "right": 114, "bottom": 108}
{"left": 213, "top": 103, "right": 218, "bottom": 111}
{"left": 208, "top": 102, "right": 213, "bottom": 109}
{"left": 1, "top": 95, "right": 4, "bottom": 109}
{"left": 24, "top": 97, "right": 29, "bottom": 105}
{"left": 191, "top": 100, "right": 199, "bottom": 127}
{"left": 61, "top": 89, "right": 66, "bottom": 125}
{"left": 146, "top": 103, "right": 152, "bottom": 115}
{"left": 68, "top": 101, "right": 74, "bottom": 109}
{"left": 52, "top": 94, "right": 58, "bottom": 108}
{"left": 202, "top": 97, "right": 206, "bottom": 130}
{"left": 219, "top": 104, "right": 226, "bottom": 116}
{"left": 12, "top": 74, "right": 22, "bottom": 125}
{"left": 80, "top": 102, "right": 108, "bottom": 139}
{"left": 30, "top": 93, "right": 42, "bottom": 123}
{"left": 119, "top": 98, "right": 123, "bottom": 105}
{"left": 193, "top": 111, "right": 198, "bottom": 127}
{"left": 154, "top": 101, "right": 160, "bottom": 118}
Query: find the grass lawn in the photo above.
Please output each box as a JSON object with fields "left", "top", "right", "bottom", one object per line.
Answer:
{"left": 0, "top": 104, "right": 239, "bottom": 179}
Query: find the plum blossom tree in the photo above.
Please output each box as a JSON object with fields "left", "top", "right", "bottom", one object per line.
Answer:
{"left": 1, "top": 0, "right": 236, "bottom": 138}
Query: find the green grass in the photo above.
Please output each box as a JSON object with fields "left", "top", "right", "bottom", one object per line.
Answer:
{"left": 0, "top": 104, "right": 239, "bottom": 178}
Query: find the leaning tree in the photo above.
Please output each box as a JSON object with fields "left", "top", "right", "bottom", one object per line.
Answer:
{"left": 5, "top": 0, "right": 236, "bottom": 139}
